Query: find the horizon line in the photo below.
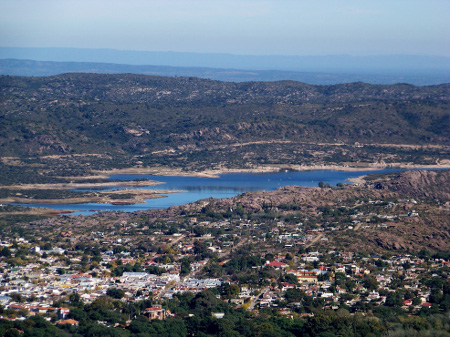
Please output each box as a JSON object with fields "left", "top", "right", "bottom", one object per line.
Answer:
{"left": 1, "top": 46, "right": 449, "bottom": 59}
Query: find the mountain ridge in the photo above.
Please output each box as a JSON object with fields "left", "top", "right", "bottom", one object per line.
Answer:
{"left": 2, "top": 47, "right": 449, "bottom": 70}
{"left": 0, "top": 73, "right": 448, "bottom": 184}
{"left": 1, "top": 46, "right": 449, "bottom": 85}
{"left": 1, "top": 58, "right": 450, "bottom": 86}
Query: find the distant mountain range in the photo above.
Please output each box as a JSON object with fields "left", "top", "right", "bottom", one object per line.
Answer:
{"left": 1, "top": 47, "right": 449, "bottom": 85}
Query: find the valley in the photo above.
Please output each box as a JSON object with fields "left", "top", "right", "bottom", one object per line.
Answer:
{"left": 0, "top": 74, "right": 449, "bottom": 336}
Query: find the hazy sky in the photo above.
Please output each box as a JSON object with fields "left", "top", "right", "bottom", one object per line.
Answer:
{"left": 1, "top": 0, "right": 449, "bottom": 56}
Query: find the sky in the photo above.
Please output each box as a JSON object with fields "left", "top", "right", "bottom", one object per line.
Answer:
{"left": 0, "top": 0, "right": 449, "bottom": 56}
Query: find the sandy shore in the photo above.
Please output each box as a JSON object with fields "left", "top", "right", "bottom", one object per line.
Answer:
{"left": 0, "top": 180, "right": 163, "bottom": 190}
{"left": 0, "top": 189, "right": 185, "bottom": 205}
{"left": 0, "top": 207, "right": 76, "bottom": 216}
{"left": 100, "top": 162, "right": 450, "bottom": 179}
{"left": 346, "top": 176, "right": 367, "bottom": 184}
{"left": 0, "top": 188, "right": 186, "bottom": 216}
{"left": 100, "top": 167, "right": 220, "bottom": 178}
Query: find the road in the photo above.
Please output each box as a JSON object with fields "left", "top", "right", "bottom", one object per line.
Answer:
{"left": 353, "top": 222, "right": 362, "bottom": 231}
{"left": 184, "top": 258, "right": 209, "bottom": 279}
{"left": 154, "top": 280, "right": 176, "bottom": 300}
{"left": 154, "top": 257, "right": 209, "bottom": 300}
{"left": 247, "top": 287, "right": 269, "bottom": 310}
{"left": 218, "top": 237, "right": 250, "bottom": 258}
{"left": 168, "top": 235, "right": 185, "bottom": 247}
{"left": 305, "top": 233, "right": 323, "bottom": 249}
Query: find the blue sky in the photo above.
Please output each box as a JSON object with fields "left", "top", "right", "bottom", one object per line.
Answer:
{"left": 1, "top": 0, "right": 449, "bottom": 56}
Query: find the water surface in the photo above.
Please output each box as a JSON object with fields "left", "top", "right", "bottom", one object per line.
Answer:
{"left": 15, "top": 168, "right": 431, "bottom": 215}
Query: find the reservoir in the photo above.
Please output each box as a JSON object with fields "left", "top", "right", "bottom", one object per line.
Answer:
{"left": 16, "top": 168, "right": 433, "bottom": 215}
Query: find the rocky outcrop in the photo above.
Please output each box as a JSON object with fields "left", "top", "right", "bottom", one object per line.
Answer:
{"left": 370, "top": 170, "right": 450, "bottom": 199}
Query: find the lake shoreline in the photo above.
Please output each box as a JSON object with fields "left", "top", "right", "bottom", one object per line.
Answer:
{"left": 0, "top": 180, "right": 163, "bottom": 190}
{"left": 100, "top": 162, "right": 450, "bottom": 179}
{"left": 5, "top": 165, "right": 449, "bottom": 216}
{"left": 0, "top": 189, "right": 186, "bottom": 206}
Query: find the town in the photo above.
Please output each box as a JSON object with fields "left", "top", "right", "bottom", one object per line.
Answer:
{"left": 0, "top": 170, "right": 448, "bottom": 336}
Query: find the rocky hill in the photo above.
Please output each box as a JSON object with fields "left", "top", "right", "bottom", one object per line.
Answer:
{"left": 368, "top": 170, "right": 450, "bottom": 200}
{"left": 146, "top": 170, "right": 450, "bottom": 252}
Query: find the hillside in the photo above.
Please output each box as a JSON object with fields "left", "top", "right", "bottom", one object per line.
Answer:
{"left": 104, "top": 169, "right": 450, "bottom": 253}
{"left": 0, "top": 73, "right": 449, "bottom": 184}
{"left": 13, "top": 170, "right": 450, "bottom": 254}
{"left": 2, "top": 169, "right": 450, "bottom": 337}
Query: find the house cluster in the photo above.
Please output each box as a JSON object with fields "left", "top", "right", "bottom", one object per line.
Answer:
{"left": 0, "top": 241, "right": 446, "bottom": 323}
{"left": 0, "top": 251, "right": 220, "bottom": 305}
{"left": 231, "top": 252, "right": 445, "bottom": 314}
{"left": 162, "top": 278, "right": 222, "bottom": 299}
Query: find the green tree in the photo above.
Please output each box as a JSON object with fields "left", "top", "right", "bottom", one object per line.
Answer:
{"left": 284, "top": 273, "right": 299, "bottom": 285}
{"left": 284, "top": 288, "right": 305, "bottom": 303}
{"left": 385, "top": 290, "right": 403, "bottom": 307}
{"left": 180, "top": 257, "right": 191, "bottom": 276}
{"left": 69, "top": 292, "right": 81, "bottom": 304}
{"left": 194, "top": 240, "right": 209, "bottom": 258}
{"left": 0, "top": 247, "right": 11, "bottom": 258}
{"left": 106, "top": 288, "right": 125, "bottom": 299}
{"left": 363, "top": 275, "right": 379, "bottom": 291}
{"left": 220, "top": 283, "right": 240, "bottom": 300}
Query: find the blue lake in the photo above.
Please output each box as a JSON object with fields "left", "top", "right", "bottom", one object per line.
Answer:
{"left": 15, "top": 168, "right": 438, "bottom": 215}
